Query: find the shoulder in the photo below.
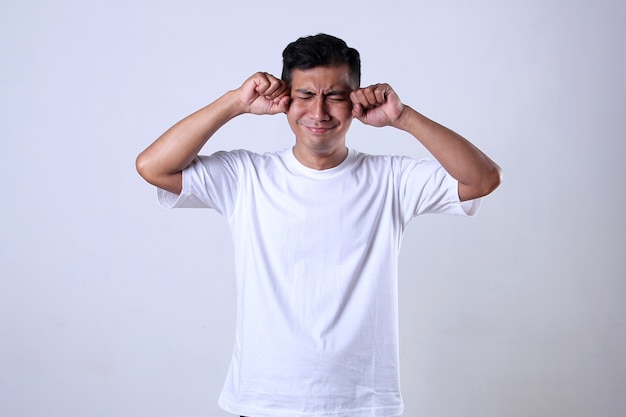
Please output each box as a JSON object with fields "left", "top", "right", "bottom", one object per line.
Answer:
{"left": 197, "top": 148, "right": 282, "bottom": 165}
{"left": 195, "top": 149, "right": 288, "bottom": 177}
{"left": 350, "top": 149, "right": 433, "bottom": 170}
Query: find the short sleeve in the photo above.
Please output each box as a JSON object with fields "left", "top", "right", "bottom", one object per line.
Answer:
{"left": 398, "top": 157, "right": 481, "bottom": 223}
{"left": 157, "top": 151, "right": 242, "bottom": 215}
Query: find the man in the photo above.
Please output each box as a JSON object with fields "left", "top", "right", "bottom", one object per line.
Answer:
{"left": 136, "top": 33, "right": 501, "bottom": 417}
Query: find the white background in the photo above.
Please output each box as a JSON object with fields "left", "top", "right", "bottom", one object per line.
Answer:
{"left": 1, "top": 1, "right": 624, "bottom": 416}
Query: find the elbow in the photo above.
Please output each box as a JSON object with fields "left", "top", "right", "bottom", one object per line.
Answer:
{"left": 485, "top": 164, "right": 503, "bottom": 195}
{"left": 135, "top": 151, "right": 161, "bottom": 186}
{"left": 135, "top": 151, "right": 151, "bottom": 182}
{"left": 135, "top": 151, "right": 183, "bottom": 194}
{"left": 459, "top": 164, "right": 502, "bottom": 201}
{"left": 477, "top": 163, "right": 503, "bottom": 198}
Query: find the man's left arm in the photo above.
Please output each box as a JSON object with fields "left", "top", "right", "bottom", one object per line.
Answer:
{"left": 351, "top": 84, "right": 502, "bottom": 201}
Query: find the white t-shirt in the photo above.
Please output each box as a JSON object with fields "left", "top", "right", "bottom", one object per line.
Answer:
{"left": 158, "top": 148, "right": 479, "bottom": 417}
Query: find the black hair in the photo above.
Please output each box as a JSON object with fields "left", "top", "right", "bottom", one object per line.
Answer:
{"left": 281, "top": 33, "right": 361, "bottom": 89}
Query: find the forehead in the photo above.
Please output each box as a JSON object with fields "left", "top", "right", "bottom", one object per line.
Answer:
{"left": 290, "top": 65, "right": 354, "bottom": 91}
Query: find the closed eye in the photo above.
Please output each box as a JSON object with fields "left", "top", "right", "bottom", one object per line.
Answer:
{"left": 326, "top": 90, "right": 350, "bottom": 102}
{"left": 292, "top": 89, "right": 349, "bottom": 102}
{"left": 294, "top": 89, "right": 314, "bottom": 100}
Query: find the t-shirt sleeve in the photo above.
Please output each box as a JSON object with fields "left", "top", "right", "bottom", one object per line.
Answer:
{"left": 156, "top": 151, "right": 242, "bottom": 215}
{"left": 399, "top": 157, "right": 481, "bottom": 222}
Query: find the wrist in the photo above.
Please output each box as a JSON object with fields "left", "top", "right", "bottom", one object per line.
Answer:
{"left": 390, "top": 104, "right": 415, "bottom": 131}
{"left": 221, "top": 89, "right": 248, "bottom": 118}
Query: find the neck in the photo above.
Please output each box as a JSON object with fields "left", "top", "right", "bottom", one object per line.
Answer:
{"left": 292, "top": 145, "right": 348, "bottom": 170}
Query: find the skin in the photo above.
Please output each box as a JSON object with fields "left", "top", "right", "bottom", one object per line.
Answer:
{"left": 287, "top": 66, "right": 354, "bottom": 169}
{"left": 136, "top": 65, "right": 501, "bottom": 201}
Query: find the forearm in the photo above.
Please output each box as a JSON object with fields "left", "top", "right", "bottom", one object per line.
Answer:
{"left": 393, "top": 106, "right": 501, "bottom": 200}
{"left": 136, "top": 90, "right": 243, "bottom": 188}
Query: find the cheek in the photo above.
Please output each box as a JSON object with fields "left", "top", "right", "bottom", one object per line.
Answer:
{"left": 341, "top": 116, "right": 354, "bottom": 131}
{"left": 332, "top": 104, "right": 354, "bottom": 122}
{"left": 286, "top": 103, "right": 306, "bottom": 123}
{"left": 286, "top": 108, "right": 301, "bottom": 130}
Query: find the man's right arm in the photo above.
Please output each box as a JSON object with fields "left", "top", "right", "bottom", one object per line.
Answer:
{"left": 136, "top": 72, "right": 290, "bottom": 194}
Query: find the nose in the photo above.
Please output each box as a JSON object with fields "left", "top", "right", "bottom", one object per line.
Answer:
{"left": 310, "top": 97, "right": 330, "bottom": 121}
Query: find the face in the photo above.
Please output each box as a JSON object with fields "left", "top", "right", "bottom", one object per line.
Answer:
{"left": 286, "top": 65, "right": 355, "bottom": 164}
